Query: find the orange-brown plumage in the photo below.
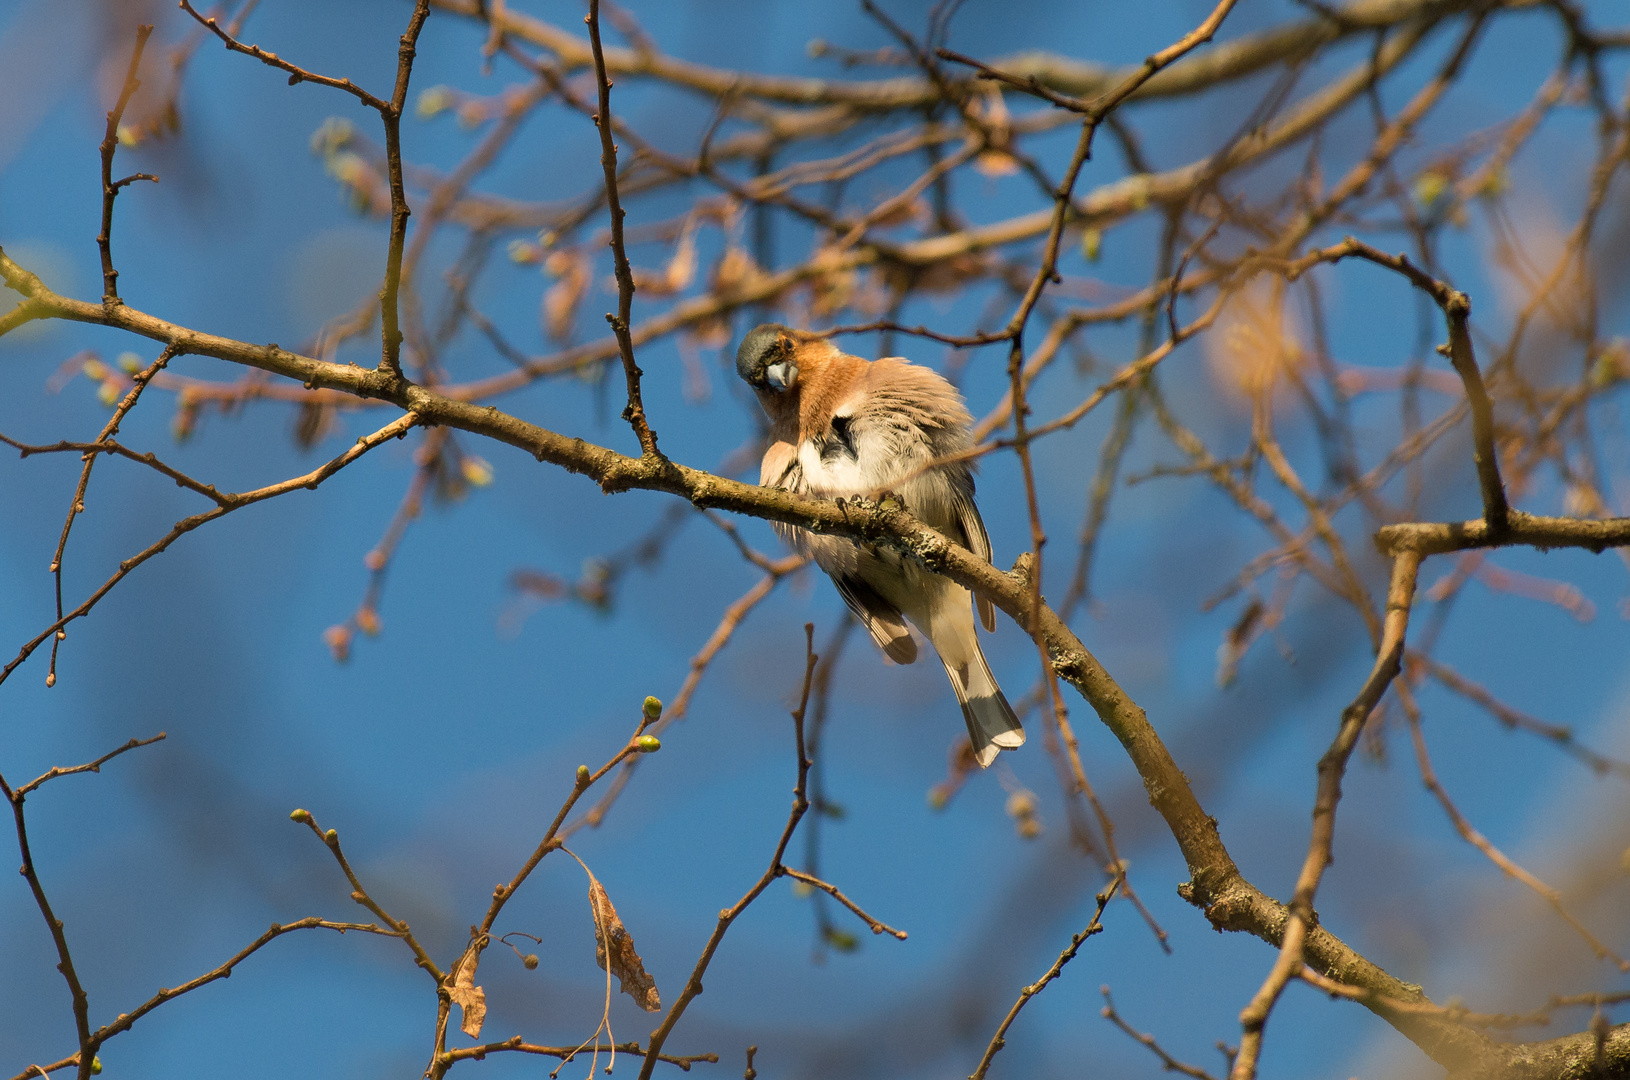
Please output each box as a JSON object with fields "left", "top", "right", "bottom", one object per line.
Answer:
{"left": 736, "top": 323, "right": 1022, "bottom": 766}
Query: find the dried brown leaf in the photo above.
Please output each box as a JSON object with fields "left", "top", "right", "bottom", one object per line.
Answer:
{"left": 587, "top": 873, "right": 661, "bottom": 1012}
{"left": 1216, "top": 598, "right": 1264, "bottom": 688}
{"left": 902, "top": 252, "right": 988, "bottom": 296}
{"left": 808, "top": 244, "right": 856, "bottom": 318}
{"left": 664, "top": 225, "right": 698, "bottom": 293}
{"left": 448, "top": 939, "right": 487, "bottom": 1039}
{"left": 710, "top": 246, "right": 761, "bottom": 297}
{"left": 926, "top": 736, "right": 980, "bottom": 811}
{"left": 1204, "top": 277, "right": 1306, "bottom": 402}
{"left": 974, "top": 150, "right": 1019, "bottom": 178}
{"left": 542, "top": 251, "right": 588, "bottom": 342}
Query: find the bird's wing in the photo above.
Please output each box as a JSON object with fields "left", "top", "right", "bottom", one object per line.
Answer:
{"left": 855, "top": 358, "right": 998, "bottom": 632}
{"left": 759, "top": 437, "right": 811, "bottom": 553}
{"left": 760, "top": 438, "right": 802, "bottom": 488}
{"left": 953, "top": 488, "right": 999, "bottom": 632}
{"left": 833, "top": 575, "right": 918, "bottom": 665}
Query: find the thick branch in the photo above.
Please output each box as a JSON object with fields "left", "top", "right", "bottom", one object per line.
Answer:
{"left": 1380, "top": 511, "right": 1630, "bottom": 556}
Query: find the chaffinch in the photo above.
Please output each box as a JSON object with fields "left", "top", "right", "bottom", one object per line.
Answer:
{"left": 736, "top": 323, "right": 1023, "bottom": 767}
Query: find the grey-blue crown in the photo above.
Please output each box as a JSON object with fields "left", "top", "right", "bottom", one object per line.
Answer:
{"left": 736, "top": 323, "right": 794, "bottom": 385}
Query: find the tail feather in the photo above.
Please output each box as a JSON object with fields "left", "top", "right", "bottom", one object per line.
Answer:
{"left": 942, "top": 646, "right": 1023, "bottom": 768}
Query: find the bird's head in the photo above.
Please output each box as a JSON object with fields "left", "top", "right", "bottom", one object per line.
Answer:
{"left": 735, "top": 323, "right": 803, "bottom": 395}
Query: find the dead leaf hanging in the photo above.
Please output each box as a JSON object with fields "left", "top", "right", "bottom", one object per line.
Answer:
{"left": 541, "top": 251, "right": 588, "bottom": 342}
{"left": 587, "top": 873, "right": 661, "bottom": 1012}
{"left": 447, "top": 938, "right": 488, "bottom": 1039}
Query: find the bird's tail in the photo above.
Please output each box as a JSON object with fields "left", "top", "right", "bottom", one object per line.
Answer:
{"left": 941, "top": 643, "right": 1023, "bottom": 768}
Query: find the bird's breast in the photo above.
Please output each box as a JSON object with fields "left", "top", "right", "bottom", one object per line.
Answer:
{"left": 798, "top": 432, "right": 868, "bottom": 495}
{"left": 797, "top": 411, "right": 941, "bottom": 503}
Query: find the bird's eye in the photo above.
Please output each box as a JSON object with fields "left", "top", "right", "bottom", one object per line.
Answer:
{"left": 764, "top": 361, "right": 799, "bottom": 390}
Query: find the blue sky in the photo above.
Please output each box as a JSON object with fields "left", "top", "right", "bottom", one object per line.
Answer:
{"left": 3, "top": 2, "right": 1629, "bottom": 1079}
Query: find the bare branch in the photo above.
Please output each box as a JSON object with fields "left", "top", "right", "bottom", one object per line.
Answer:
{"left": 1, "top": 412, "right": 420, "bottom": 690}
{"left": 635, "top": 627, "right": 826, "bottom": 1080}
{"left": 98, "top": 25, "right": 155, "bottom": 305}
{"left": 970, "top": 877, "right": 1120, "bottom": 1080}
{"left": 15, "top": 734, "right": 167, "bottom": 798}
{"left": 776, "top": 867, "right": 907, "bottom": 940}
{"left": 1102, "top": 986, "right": 1222, "bottom": 1080}
{"left": 178, "top": 0, "right": 390, "bottom": 111}
{"left": 288, "top": 809, "right": 443, "bottom": 981}
{"left": 586, "top": 0, "right": 660, "bottom": 457}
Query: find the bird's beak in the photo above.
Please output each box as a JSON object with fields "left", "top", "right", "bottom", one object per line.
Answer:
{"left": 765, "top": 361, "right": 799, "bottom": 391}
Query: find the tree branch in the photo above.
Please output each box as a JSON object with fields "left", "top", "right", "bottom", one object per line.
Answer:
{"left": 7, "top": 240, "right": 1629, "bottom": 1075}
{"left": 97, "top": 25, "right": 155, "bottom": 305}
{"left": 585, "top": 0, "right": 660, "bottom": 457}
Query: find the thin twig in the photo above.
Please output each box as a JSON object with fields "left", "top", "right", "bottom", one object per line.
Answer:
{"left": 777, "top": 867, "right": 907, "bottom": 940}
{"left": 39, "top": 343, "right": 180, "bottom": 687}
{"left": 1, "top": 412, "right": 420, "bottom": 690}
{"left": 1230, "top": 551, "right": 1421, "bottom": 1080}
{"left": 16, "top": 734, "right": 168, "bottom": 798}
{"left": 289, "top": 809, "right": 443, "bottom": 980}
{"left": 179, "top": 0, "right": 390, "bottom": 111}
{"left": 1275, "top": 236, "right": 1508, "bottom": 531}
{"left": 1397, "top": 683, "right": 1628, "bottom": 971}
{"left": 4, "top": 917, "right": 398, "bottom": 1080}
{"left": 568, "top": 561, "right": 805, "bottom": 835}
{"left": 97, "top": 24, "right": 155, "bottom": 304}
{"left": 637, "top": 626, "right": 869, "bottom": 1080}
{"left": 435, "top": 1037, "right": 716, "bottom": 1072}
{"left": 586, "top": 0, "right": 659, "bottom": 457}
{"left": 1102, "top": 986, "right": 1222, "bottom": 1080}
{"left": 969, "top": 876, "right": 1121, "bottom": 1080}
{"left": 1409, "top": 653, "right": 1630, "bottom": 777}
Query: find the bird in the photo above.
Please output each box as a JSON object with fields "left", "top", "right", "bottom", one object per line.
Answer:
{"left": 736, "top": 322, "right": 1023, "bottom": 767}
